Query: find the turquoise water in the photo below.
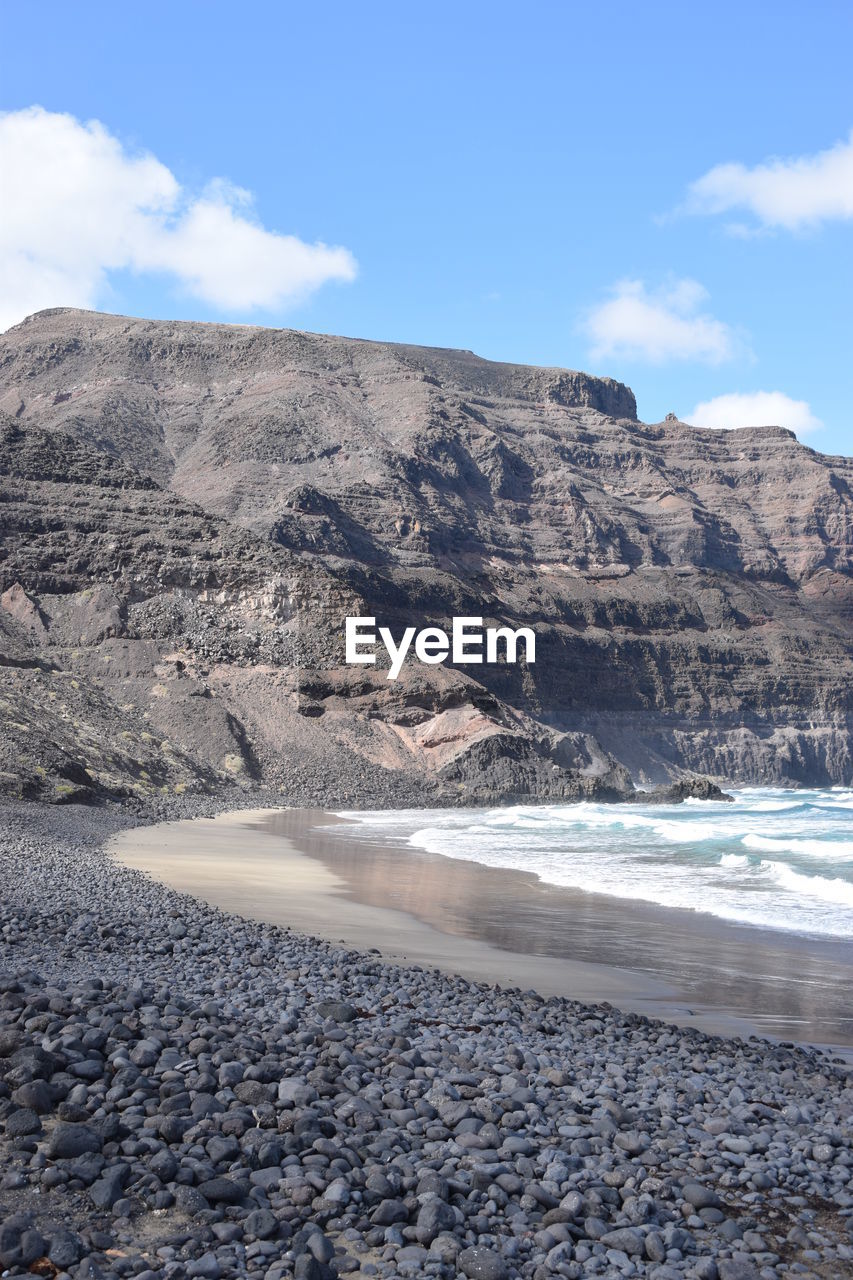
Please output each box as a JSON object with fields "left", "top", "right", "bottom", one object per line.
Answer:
{"left": 337, "top": 788, "right": 853, "bottom": 940}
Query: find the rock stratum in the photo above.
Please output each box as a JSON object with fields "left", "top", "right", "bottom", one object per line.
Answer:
{"left": 0, "top": 307, "right": 851, "bottom": 805}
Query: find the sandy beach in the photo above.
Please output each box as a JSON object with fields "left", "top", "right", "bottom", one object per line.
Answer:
{"left": 110, "top": 806, "right": 853, "bottom": 1052}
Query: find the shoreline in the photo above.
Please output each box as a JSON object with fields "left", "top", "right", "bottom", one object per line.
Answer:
{"left": 110, "top": 805, "right": 853, "bottom": 1054}
{"left": 2, "top": 800, "right": 852, "bottom": 1280}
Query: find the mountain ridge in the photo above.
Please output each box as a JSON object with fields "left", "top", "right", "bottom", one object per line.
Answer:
{"left": 0, "top": 308, "right": 850, "bottom": 803}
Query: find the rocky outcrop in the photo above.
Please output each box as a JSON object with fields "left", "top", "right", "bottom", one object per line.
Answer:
{"left": 643, "top": 777, "right": 734, "bottom": 805}
{"left": 0, "top": 308, "right": 851, "bottom": 800}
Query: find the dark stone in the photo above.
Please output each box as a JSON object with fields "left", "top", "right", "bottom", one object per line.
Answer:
{"left": 601, "top": 1226, "right": 645, "bottom": 1256}
{"left": 234, "top": 1080, "right": 274, "bottom": 1106}
{"left": 415, "top": 1198, "right": 456, "bottom": 1243}
{"left": 198, "top": 1175, "right": 250, "bottom": 1204}
{"left": 315, "top": 1000, "right": 358, "bottom": 1023}
{"left": 458, "top": 1247, "right": 510, "bottom": 1280}
{"left": 244, "top": 1208, "right": 278, "bottom": 1240}
{"left": 66, "top": 1152, "right": 106, "bottom": 1184}
{"left": 0, "top": 1214, "right": 47, "bottom": 1269}
{"left": 90, "top": 1163, "right": 132, "bottom": 1210}
{"left": 12, "top": 1078, "right": 53, "bottom": 1112}
{"left": 371, "top": 1198, "right": 409, "bottom": 1226}
{"left": 396, "top": 1246, "right": 429, "bottom": 1265}
{"left": 48, "top": 1121, "right": 103, "bottom": 1159}
{"left": 305, "top": 1233, "right": 335, "bottom": 1264}
{"left": 175, "top": 1185, "right": 210, "bottom": 1216}
{"left": 718, "top": 1258, "right": 761, "bottom": 1280}
{"left": 49, "top": 1227, "right": 84, "bottom": 1268}
{"left": 0, "top": 1028, "right": 21, "bottom": 1057}
{"left": 187, "top": 1253, "right": 222, "bottom": 1279}
{"left": 541, "top": 1208, "right": 575, "bottom": 1227}
{"left": 294, "top": 1256, "right": 322, "bottom": 1280}
{"left": 255, "top": 1139, "right": 284, "bottom": 1168}
{"left": 6, "top": 1106, "right": 42, "bottom": 1137}
{"left": 682, "top": 1182, "right": 723, "bottom": 1210}
{"left": 190, "top": 1092, "right": 225, "bottom": 1119}
{"left": 158, "top": 1113, "right": 192, "bottom": 1143}
{"left": 149, "top": 1148, "right": 178, "bottom": 1182}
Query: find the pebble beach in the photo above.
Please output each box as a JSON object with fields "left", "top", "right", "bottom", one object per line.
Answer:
{"left": 1, "top": 802, "right": 852, "bottom": 1280}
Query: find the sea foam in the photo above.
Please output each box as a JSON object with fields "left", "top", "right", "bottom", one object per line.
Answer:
{"left": 337, "top": 787, "right": 853, "bottom": 940}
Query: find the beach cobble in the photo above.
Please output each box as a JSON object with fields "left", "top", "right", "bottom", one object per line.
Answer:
{"left": 1, "top": 802, "right": 851, "bottom": 1279}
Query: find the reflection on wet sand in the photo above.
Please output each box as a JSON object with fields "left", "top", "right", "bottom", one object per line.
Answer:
{"left": 258, "top": 810, "right": 853, "bottom": 1051}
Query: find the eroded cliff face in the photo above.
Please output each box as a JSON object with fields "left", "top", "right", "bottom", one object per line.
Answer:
{"left": 0, "top": 308, "right": 850, "bottom": 802}
{"left": 0, "top": 416, "right": 629, "bottom": 805}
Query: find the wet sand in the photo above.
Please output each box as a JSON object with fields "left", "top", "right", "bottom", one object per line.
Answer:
{"left": 110, "top": 806, "right": 853, "bottom": 1053}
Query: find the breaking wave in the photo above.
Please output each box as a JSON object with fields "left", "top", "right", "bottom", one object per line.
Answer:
{"left": 337, "top": 787, "right": 853, "bottom": 939}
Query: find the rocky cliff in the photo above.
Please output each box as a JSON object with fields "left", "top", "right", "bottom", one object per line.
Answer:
{"left": 1, "top": 308, "right": 851, "bottom": 803}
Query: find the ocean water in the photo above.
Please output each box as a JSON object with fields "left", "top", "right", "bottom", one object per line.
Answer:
{"left": 336, "top": 788, "right": 853, "bottom": 941}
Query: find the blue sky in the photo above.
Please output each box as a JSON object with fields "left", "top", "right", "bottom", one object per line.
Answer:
{"left": 2, "top": 0, "right": 851, "bottom": 455}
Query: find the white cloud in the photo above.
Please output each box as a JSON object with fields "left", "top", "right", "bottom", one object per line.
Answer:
{"left": 688, "top": 391, "right": 822, "bottom": 436}
{"left": 0, "top": 107, "right": 357, "bottom": 331}
{"left": 686, "top": 129, "right": 853, "bottom": 231}
{"left": 584, "top": 278, "right": 741, "bottom": 364}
